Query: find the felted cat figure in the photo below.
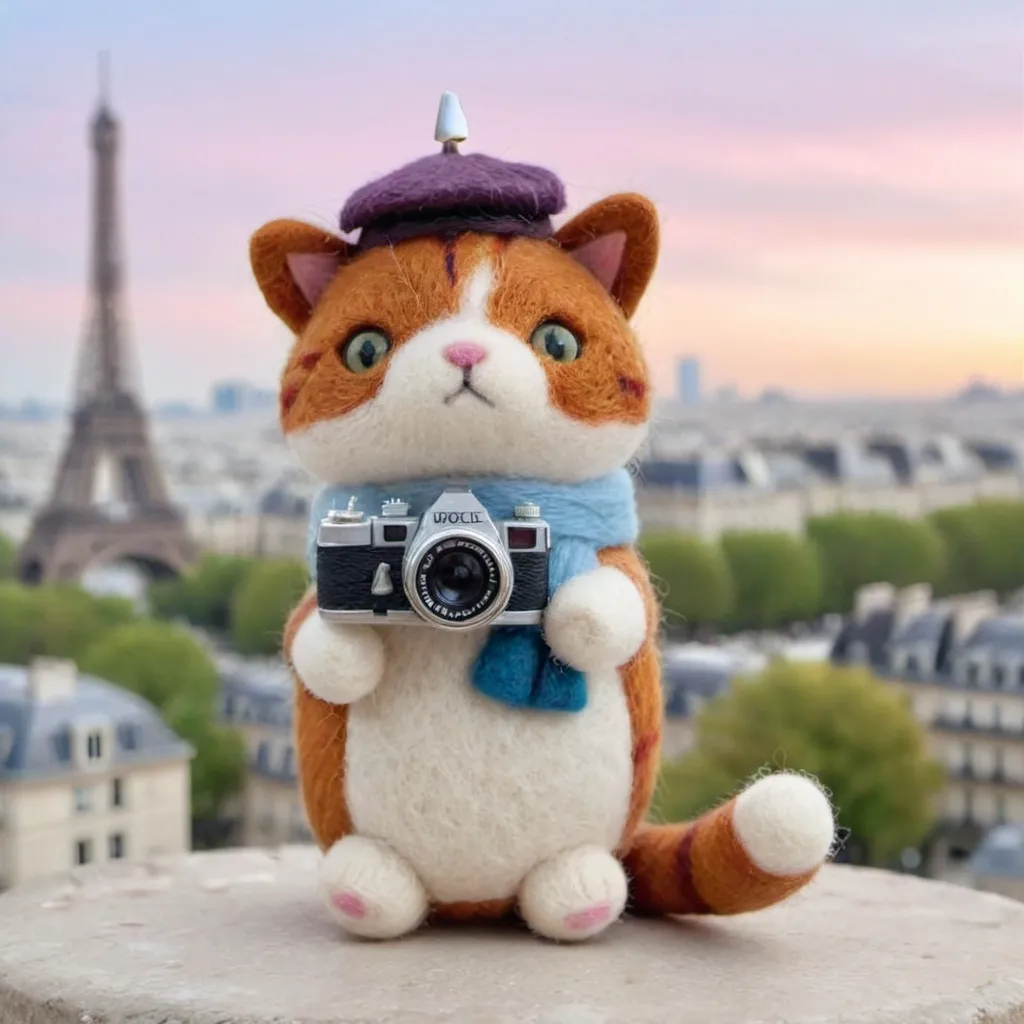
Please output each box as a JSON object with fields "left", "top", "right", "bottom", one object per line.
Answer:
{"left": 249, "top": 105, "right": 835, "bottom": 942}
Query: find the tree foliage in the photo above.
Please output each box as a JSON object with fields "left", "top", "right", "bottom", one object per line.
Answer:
{"left": 79, "top": 621, "right": 244, "bottom": 821}
{"left": 806, "top": 512, "right": 946, "bottom": 613}
{"left": 929, "top": 500, "right": 1024, "bottom": 596}
{"left": 0, "top": 582, "right": 137, "bottom": 664}
{"left": 657, "top": 660, "right": 945, "bottom": 864}
{"left": 0, "top": 531, "right": 15, "bottom": 579}
{"left": 639, "top": 532, "right": 733, "bottom": 633}
{"left": 719, "top": 531, "right": 822, "bottom": 630}
{"left": 229, "top": 558, "right": 309, "bottom": 656}
{"left": 149, "top": 554, "right": 257, "bottom": 630}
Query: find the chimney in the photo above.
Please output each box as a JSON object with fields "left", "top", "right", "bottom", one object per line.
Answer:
{"left": 854, "top": 582, "right": 896, "bottom": 622}
{"left": 949, "top": 591, "right": 999, "bottom": 646}
{"left": 27, "top": 658, "right": 78, "bottom": 705}
{"left": 894, "top": 584, "right": 932, "bottom": 632}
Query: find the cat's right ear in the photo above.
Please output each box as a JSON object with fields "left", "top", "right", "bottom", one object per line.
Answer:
{"left": 249, "top": 220, "right": 350, "bottom": 334}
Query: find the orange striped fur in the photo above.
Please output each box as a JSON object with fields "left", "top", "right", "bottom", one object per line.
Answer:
{"left": 624, "top": 814, "right": 818, "bottom": 917}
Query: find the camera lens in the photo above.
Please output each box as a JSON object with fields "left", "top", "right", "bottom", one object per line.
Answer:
{"left": 407, "top": 535, "right": 511, "bottom": 627}
{"left": 427, "top": 548, "right": 487, "bottom": 609}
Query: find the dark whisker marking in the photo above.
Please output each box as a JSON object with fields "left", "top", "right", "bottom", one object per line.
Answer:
{"left": 618, "top": 376, "right": 647, "bottom": 400}
{"left": 443, "top": 236, "right": 457, "bottom": 287}
{"left": 299, "top": 352, "right": 321, "bottom": 370}
{"left": 280, "top": 385, "right": 299, "bottom": 413}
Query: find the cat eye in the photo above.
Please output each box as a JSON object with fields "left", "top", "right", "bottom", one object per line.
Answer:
{"left": 529, "top": 321, "right": 581, "bottom": 364}
{"left": 339, "top": 329, "right": 391, "bottom": 374}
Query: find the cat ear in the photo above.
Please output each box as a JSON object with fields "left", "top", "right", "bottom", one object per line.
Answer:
{"left": 554, "top": 193, "right": 659, "bottom": 319}
{"left": 249, "top": 219, "right": 350, "bottom": 334}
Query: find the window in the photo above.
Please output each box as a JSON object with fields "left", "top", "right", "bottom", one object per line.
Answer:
{"left": 108, "top": 833, "right": 125, "bottom": 860}
{"left": 118, "top": 723, "right": 138, "bottom": 751}
{"left": 966, "top": 663, "right": 980, "bottom": 687}
{"left": 86, "top": 731, "right": 104, "bottom": 760}
{"left": 111, "top": 777, "right": 124, "bottom": 809}
{"left": 52, "top": 730, "right": 71, "bottom": 763}
{"left": 73, "top": 787, "right": 92, "bottom": 813}
{"left": 74, "top": 839, "right": 92, "bottom": 866}
{"left": 997, "top": 795, "right": 1007, "bottom": 823}
{"left": 1018, "top": 665, "right": 1024, "bottom": 688}
{"left": 904, "top": 653, "right": 919, "bottom": 676}
{"left": 993, "top": 664, "right": 1006, "bottom": 688}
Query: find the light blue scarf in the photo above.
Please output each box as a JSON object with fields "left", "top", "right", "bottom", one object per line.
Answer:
{"left": 306, "top": 469, "right": 639, "bottom": 713}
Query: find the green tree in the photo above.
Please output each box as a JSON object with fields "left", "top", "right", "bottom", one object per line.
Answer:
{"left": 639, "top": 532, "right": 733, "bottom": 634}
{"left": 720, "top": 531, "right": 822, "bottom": 629}
{"left": 657, "top": 660, "right": 945, "bottom": 865}
{"left": 929, "top": 500, "right": 1024, "bottom": 596}
{"left": 230, "top": 558, "right": 309, "bottom": 655}
{"left": 79, "top": 622, "right": 244, "bottom": 823}
{"left": 149, "top": 554, "right": 256, "bottom": 630}
{"left": 0, "top": 582, "right": 137, "bottom": 664}
{"left": 0, "top": 531, "right": 15, "bottom": 579}
{"left": 806, "top": 512, "right": 947, "bottom": 613}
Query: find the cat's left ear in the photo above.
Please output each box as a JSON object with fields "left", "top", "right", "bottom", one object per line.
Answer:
{"left": 554, "top": 193, "right": 659, "bottom": 319}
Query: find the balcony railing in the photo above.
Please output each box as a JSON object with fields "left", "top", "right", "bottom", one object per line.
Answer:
{"left": 947, "top": 765, "right": 1024, "bottom": 788}
{"left": 931, "top": 716, "right": 1024, "bottom": 740}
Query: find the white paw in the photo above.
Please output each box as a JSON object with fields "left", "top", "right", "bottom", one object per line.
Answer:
{"left": 318, "top": 835, "right": 429, "bottom": 940}
{"left": 543, "top": 566, "right": 646, "bottom": 672}
{"left": 291, "top": 613, "right": 384, "bottom": 706}
{"left": 518, "top": 846, "right": 627, "bottom": 942}
{"left": 733, "top": 772, "right": 835, "bottom": 877}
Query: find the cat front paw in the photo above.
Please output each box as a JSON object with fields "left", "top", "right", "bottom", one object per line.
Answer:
{"left": 543, "top": 566, "right": 647, "bottom": 673}
{"left": 290, "top": 613, "right": 384, "bottom": 706}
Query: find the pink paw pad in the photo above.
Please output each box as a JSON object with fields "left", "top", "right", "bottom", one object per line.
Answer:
{"left": 331, "top": 890, "right": 368, "bottom": 920}
{"left": 564, "top": 902, "right": 611, "bottom": 931}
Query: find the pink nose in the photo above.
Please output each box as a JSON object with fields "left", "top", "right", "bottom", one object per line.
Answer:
{"left": 444, "top": 342, "right": 488, "bottom": 369}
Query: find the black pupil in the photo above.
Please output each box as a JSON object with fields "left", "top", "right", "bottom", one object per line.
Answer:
{"left": 357, "top": 337, "right": 379, "bottom": 367}
{"left": 428, "top": 550, "right": 487, "bottom": 609}
{"left": 544, "top": 328, "right": 566, "bottom": 360}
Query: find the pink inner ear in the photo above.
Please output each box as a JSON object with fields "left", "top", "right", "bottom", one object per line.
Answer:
{"left": 286, "top": 252, "right": 342, "bottom": 309}
{"left": 568, "top": 231, "right": 628, "bottom": 293}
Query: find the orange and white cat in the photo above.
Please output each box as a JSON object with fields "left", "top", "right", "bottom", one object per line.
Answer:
{"left": 249, "top": 193, "right": 835, "bottom": 942}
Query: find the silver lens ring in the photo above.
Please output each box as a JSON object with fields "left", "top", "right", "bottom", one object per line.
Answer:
{"left": 402, "top": 528, "right": 514, "bottom": 630}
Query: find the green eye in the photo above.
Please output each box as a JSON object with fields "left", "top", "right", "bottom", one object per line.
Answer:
{"left": 530, "top": 321, "right": 581, "bottom": 363}
{"left": 340, "top": 329, "right": 391, "bottom": 373}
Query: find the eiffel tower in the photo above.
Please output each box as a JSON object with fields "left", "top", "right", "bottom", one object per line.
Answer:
{"left": 17, "top": 61, "right": 198, "bottom": 584}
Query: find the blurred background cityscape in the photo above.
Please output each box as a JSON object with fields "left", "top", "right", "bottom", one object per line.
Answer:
{"left": 0, "top": 1, "right": 1021, "bottom": 904}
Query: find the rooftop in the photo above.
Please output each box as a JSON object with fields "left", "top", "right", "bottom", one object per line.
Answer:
{"left": 0, "top": 660, "right": 191, "bottom": 782}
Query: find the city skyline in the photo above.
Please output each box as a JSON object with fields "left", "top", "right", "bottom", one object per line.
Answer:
{"left": 1, "top": 0, "right": 1021, "bottom": 404}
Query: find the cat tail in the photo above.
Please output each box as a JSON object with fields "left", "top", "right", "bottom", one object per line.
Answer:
{"left": 622, "top": 772, "right": 836, "bottom": 916}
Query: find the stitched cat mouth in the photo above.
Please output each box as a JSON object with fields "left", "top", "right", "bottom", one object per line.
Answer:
{"left": 443, "top": 371, "right": 496, "bottom": 408}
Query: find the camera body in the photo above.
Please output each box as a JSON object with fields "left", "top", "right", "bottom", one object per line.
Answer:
{"left": 315, "top": 487, "right": 551, "bottom": 630}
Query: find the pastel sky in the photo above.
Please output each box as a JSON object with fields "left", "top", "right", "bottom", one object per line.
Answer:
{"left": 1, "top": 0, "right": 1022, "bottom": 405}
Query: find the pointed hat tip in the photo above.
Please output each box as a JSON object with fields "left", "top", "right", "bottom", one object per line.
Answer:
{"left": 434, "top": 91, "right": 469, "bottom": 148}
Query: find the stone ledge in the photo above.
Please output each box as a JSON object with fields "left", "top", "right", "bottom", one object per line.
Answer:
{"left": 1, "top": 847, "right": 1023, "bottom": 1024}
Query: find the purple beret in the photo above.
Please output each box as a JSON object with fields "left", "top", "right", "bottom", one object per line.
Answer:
{"left": 340, "top": 151, "right": 567, "bottom": 249}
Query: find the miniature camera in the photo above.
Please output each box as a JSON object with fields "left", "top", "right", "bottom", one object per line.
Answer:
{"left": 315, "top": 487, "right": 550, "bottom": 630}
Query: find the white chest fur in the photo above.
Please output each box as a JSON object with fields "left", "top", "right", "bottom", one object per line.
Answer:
{"left": 343, "top": 627, "right": 634, "bottom": 904}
